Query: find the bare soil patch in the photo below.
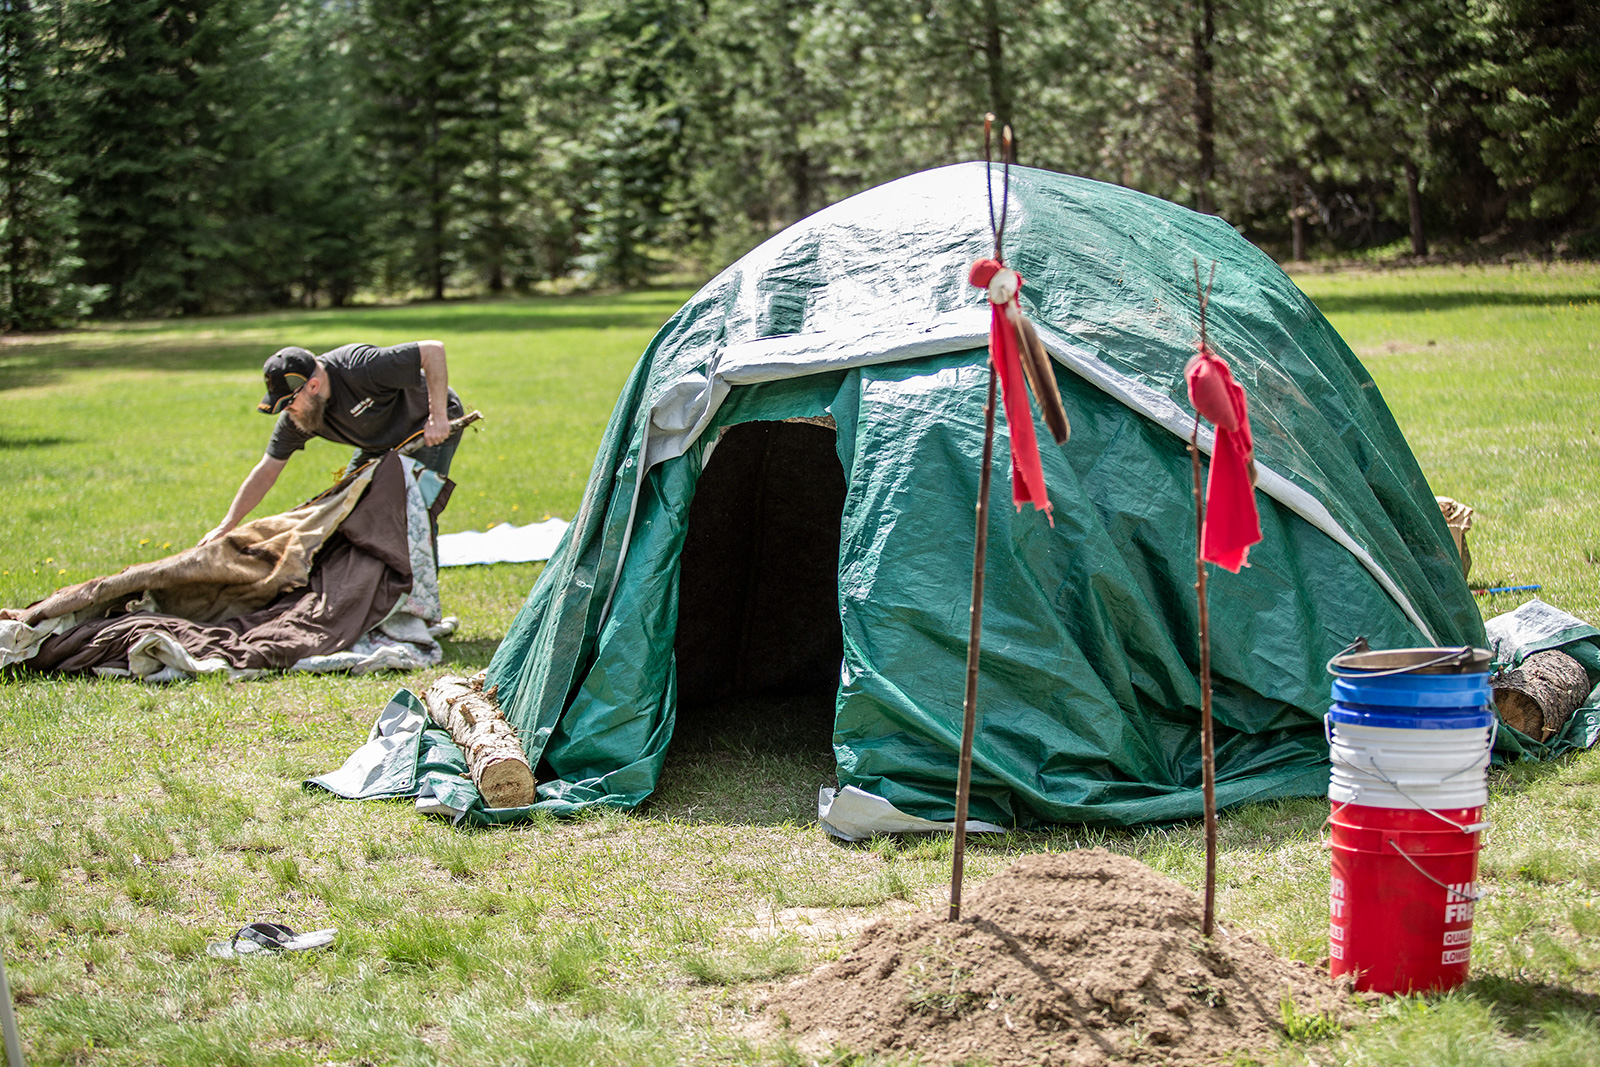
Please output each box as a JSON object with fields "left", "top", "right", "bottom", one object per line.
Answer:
{"left": 767, "top": 848, "right": 1352, "bottom": 1066}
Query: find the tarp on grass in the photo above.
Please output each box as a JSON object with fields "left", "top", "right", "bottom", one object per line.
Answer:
{"left": 349, "top": 163, "right": 1494, "bottom": 828}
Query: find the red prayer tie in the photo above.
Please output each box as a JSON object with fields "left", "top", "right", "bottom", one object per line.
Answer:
{"left": 969, "top": 258, "right": 1051, "bottom": 521}
{"left": 1185, "top": 345, "right": 1261, "bottom": 571}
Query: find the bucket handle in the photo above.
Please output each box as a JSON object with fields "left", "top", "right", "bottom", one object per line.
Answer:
{"left": 1364, "top": 756, "right": 1491, "bottom": 834}
{"left": 1326, "top": 642, "right": 1477, "bottom": 678}
{"left": 1386, "top": 838, "right": 1486, "bottom": 901}
{"left": 1319, "top": 796, "right": 1357, "bottom": 849}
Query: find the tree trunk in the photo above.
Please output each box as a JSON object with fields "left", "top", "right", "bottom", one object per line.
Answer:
{"left": 1192, "top": 0, "right": 1216, "bottom": 214}
{"left": 3, "top": 4, "right": 19, "bottom": 331}
{"left": 980, "top": 0, "right": 1014, "bottom": 162}
{"left": 1405, "top": 159, "right": 1427, "bottom": 257}
{"left": 486, "top": 55, "right": 506, "bottom": 294}
{"left": 421, "top": 672, "right": 536, "bottom": 808}
{"left": 1291, "top": 179, "right": 1306, "bottom": 261}
{"left": 789, "top": 146, "right": 812, "bottom": 221}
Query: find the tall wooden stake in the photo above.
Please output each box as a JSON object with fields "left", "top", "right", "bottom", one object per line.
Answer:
{"left": 951, "top": 365, "right": 998, "bottom": 923}
{"left": 1192, "top": 259, "right": 1218, "bottom": 939}
{"left": 1190, "top": 424, "right": 1218, "bottom": 938}
{"left": 950, "top": 116, "right": 1009, "bottom": 923}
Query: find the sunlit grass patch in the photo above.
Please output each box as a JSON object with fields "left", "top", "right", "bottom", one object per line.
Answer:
{"left": 0, "top": 273, "right": 1597, "bottom": 1064}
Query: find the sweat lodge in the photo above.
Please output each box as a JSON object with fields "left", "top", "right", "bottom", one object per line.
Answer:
{"left": 316, "top": 162, "right": 1584, "bottom": 833}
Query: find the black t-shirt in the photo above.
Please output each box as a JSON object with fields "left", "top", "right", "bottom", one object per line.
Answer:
{"left": 265, "top": 342, "right": 460, "bottom": 460}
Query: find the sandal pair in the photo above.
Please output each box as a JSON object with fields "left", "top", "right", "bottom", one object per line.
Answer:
{"left": 205, "top": 922, "right": 337, "bottom": 959}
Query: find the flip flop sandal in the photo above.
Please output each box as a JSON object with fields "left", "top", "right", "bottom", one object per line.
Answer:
{"left": 206, "top": 922, "right": 338, "bottom": 959}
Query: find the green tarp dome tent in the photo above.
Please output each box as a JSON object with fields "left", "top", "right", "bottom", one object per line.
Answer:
{"left": 481, "top": 162, "right": 1482, "bottom": 831}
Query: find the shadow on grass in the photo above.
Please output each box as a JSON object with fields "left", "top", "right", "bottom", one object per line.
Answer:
{"left": 0, "top": 297, "right": 682, "bottom": 393}
{"left": 1007, "top": 793, "right": 1331, "bottom": 859}
{"left": 0, "top": 338, "right": 270, "bottom": 392}
{"left": 646, "top": 690, "right": 838, "bottom": 827}
{"left": 1309, "top": 290, "right": 1600, "bottom": 316}
{"left": 439, "top": 637, "right": 500, "bottom": 672}
{"left": 0, "top": 433, "right": 76, "bottom": 449}
{"left": 1487, "top": 750, "right": 1578, "bottom": 794}
{"left": 201, "top": 305, "right": 680, "bottom": 336}
{"left": 330, "top": 309, "right": 679, "bottom": 335}
{"left": 1466, "top": 974, "right": 1600, "bottom": 1033}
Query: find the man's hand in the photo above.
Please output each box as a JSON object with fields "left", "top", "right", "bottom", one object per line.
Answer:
{"left": 423, "top": 409, "right": 451, "bottom": 447}
{"left": 203, "top": 454, "right": 286, "bottom": 547}
{"left": 197, "top": 523, "right": 232, "bottom": 547}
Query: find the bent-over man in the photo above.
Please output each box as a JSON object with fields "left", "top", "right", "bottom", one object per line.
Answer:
{"left": 200, "top": 340, "right": 464, "bottom": 545}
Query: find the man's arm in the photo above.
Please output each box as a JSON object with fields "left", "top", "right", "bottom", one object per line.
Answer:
{"left": 199, "top": 454, "right": 288, "bottom": 546}
{"left": 418, "top": 339, "right": 450, "bottom": 446}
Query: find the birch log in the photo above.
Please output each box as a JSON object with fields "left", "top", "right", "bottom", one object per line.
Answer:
{"left": 421, "top": 672, "right": 536, "bottom": 808}
{"left": 1493, "top": 649, "right": 1590, "bottom": 742}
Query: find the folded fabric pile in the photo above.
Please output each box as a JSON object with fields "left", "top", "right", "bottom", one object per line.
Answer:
{"left": 0, "top": 454, "right": 455, "bottom": 680}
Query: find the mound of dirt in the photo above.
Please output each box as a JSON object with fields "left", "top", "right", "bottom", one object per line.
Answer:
{"left": 767, "top": 849, "right": 1350, "bottom": 1066}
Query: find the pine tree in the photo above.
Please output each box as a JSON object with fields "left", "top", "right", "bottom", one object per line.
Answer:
{"left": 62, "top": 0, "right": 219, "bottom": 316}
{"left": 459, "top": 0, "right": 543, "bottom": 293}
{"left": 0, "top": 0, "right": 97, "bottom": 330}
{"left": 579, "top": 0, "right": 696, "bottom": 288}
{"left": 200, "top": 0, "right": 376, "bottom": 308}
{"left": 1476, "top": 0, "right": 1600, "bottom": 232}
{"left": 359, "top": 0, "right": 481, "bottom": 300}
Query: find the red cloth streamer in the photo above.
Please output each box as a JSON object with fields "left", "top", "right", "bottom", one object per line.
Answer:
{"left": 1185, "top": 345, "right": 1260, "bottom": 571}
{"left": 969, "top": 258, "right": 1051, "bottom": 520}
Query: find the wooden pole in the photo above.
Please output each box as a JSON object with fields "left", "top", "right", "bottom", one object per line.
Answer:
{"left": 1190, "top": 421, "right": 1218, "bottom": 938}
{"left": 1191, "top": 258, "right": 1218, "bottom": 939}
{"left": 951, "top": 363, "right": 999, "bottom": 923}
{"left": 951, "top": 116, "right": 1011, "bottom": 923}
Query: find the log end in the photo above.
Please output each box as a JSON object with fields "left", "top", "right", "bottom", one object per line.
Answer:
{"left": 1494, "top": 689, "right": 1546, "bottom": 739}
{"left": 1493, "top": 648, "right": 1590, "bottom": 742}
{"left": 477, "top": 758, "right": 536, "bottom": 809}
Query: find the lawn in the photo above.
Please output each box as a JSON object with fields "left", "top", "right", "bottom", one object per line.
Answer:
{"left": 0, "top": 264, "right": 1597, "bottom": 1066}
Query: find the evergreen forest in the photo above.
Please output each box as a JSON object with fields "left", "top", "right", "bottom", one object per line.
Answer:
{"left": 0, "top": 0, "right": 1595, "bottom": 328}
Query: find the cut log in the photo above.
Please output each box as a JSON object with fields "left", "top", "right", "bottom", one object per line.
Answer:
{"left": 1493, "top": 649, "right": 1590, "bottom": 742}
{"left": 421, "top": 671, "right": 535, "bottom": 808}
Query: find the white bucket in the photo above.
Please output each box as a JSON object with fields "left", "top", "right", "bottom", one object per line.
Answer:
{"left": 1327, "top": 718, "right": 1493, "bottom": 810}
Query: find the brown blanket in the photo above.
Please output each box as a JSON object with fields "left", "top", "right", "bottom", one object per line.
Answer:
{"left": 8, "top": 464, "right": 380, "bottom": 628}
{"left": 11, "top": 454, "right": 423, "bottom": 674}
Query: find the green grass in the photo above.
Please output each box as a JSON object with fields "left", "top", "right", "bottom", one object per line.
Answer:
{"left": 1, "top": 268, "right": 1598, "bottom": 1065}
{"left": 1294, "top": 262, "right": 1600, "bottom": 621}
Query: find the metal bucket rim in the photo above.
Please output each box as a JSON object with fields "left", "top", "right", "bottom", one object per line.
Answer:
{"left": 1328, "top": 644, "right": 1493, "bottom": 678}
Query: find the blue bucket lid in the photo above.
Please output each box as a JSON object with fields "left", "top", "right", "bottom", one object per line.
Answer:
{"left": 1328, "top": 700, "right": 1495, "bottom": 730}
{"left": 1331, "top": 670, "right": 1492, "bottom": 710}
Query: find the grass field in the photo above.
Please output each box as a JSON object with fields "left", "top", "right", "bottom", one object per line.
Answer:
{"left": 1, "top": 264, "right": 1598, "bottom": 1066}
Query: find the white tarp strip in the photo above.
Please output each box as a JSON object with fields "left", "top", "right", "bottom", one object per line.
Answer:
{"left": 437, "top": 518, "right": 570, "bottom": 567}
{"left": 607, "top": 311, "right": 1433, "bottom": 641}
{"left": 818, "top": 785, "right": 1008, "bottom": 841}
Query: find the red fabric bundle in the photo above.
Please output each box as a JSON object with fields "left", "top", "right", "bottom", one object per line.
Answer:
{"left": 968, "top": 258, "right": 1051, "bottom": 519}
{"left": 1185, "top": 345, "right": 1260, "bottom": 571}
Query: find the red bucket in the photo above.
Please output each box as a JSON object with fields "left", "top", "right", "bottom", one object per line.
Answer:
{"left": 1328, "top": 803, "right": 1484, "bottom": 994}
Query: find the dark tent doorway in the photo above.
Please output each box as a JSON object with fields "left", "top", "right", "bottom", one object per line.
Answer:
{"left": 666, "top": 419, "right": 847, "bottom": 789}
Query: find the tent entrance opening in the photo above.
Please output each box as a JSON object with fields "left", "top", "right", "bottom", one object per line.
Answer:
{"left": 672, "top": 419, "right": 845, "bottom": 747}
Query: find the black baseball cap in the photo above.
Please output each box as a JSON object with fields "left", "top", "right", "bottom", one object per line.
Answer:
{"left": 259, "top": 347, "right": 316, "bottom": 414}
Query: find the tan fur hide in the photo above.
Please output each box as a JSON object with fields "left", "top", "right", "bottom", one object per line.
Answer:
{"left": 5, "top": 465, "right": 377, "bottom": 627}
